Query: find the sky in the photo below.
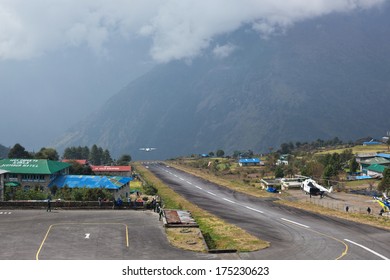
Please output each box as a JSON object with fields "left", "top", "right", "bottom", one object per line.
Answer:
{"left": 0, "top": 0, "right": 387, "bottom": 151}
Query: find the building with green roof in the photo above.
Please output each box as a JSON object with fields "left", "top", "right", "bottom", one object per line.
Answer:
{"left": 360, "top": 157, "right": 390, "bottom": 170}
{"left": 366, "top": 164, "right": 388, "bottom": 178}
{"left": 0, "top": 159, "right": 70, "bottom": 201}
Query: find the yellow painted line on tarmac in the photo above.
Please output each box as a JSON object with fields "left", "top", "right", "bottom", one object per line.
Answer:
{"left": 306, "top": 227, "right": 349, "bottom": 260}
{"left": 280, "top": 220, "right": 348, "bottom": 260}
{"left": 36, "top": 223, "right": 129, "bottom": 260}
{"left": 36, "top": 224, "right": 54, "bottom": 260}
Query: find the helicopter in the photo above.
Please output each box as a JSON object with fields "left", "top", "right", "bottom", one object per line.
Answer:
{"left": 301, "top": 178, "right": 333, "bottom": 198}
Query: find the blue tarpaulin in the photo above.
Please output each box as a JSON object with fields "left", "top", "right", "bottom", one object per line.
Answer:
{"left": 49, "top": 175, "right": 132, "bottom": 190}
{"left": 355, "top": 175, "right": 372, "bottom": 180}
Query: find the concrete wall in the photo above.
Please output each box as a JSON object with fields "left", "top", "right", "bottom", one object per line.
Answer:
{"left": 0, "top": 200, "right": 150, "bottom": 210}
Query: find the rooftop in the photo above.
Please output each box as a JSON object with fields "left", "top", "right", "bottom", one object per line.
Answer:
{"left": 49, "top": 175, "right": 132, "bottom": 190}
{"left": 361, "top": 157, "right": 390, "bottom": 165}
{"left": 367, "top": 164, "right": 388, "bottom": 173}
{"left": 91, "top": 165, "right": 131, "bottom": 172}
{"left": 377, "top": 153, "right": 390, "bottom": 160}
{"left": 0, "top": 159, "right": 70, "bottom": 175}
{"left": 238, "top": 158, "right": 260, "bottom": 163}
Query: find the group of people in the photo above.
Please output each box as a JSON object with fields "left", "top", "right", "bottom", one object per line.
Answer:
{"left": 345, "top": 205, "right": 386, "bottom": 216}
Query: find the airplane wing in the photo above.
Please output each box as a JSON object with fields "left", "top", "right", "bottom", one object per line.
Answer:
{"left": 374, "top": 197, "right": 389, "bottom": 211}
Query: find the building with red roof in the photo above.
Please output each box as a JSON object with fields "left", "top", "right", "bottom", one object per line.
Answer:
{"left": 91, "top": 165, "right": 131, "bottom": 176}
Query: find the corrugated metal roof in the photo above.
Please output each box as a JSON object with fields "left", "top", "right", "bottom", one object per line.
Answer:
{"left": 0, "top": 159, "right": 70, "bottom": 174}
{"left": 367, "top": 164, "right": 388, "bottom": 173}
{"left": 362, "top": 157, "right": 390, "bottom": 165}
{"left": 239, "top": 158, "right": 260, "bottom": 163}
{"left": 48, "top": 175, "right": 132, "bottom": 190}
{"left": 377, "top": 153, "right": 390, "bottom": 159}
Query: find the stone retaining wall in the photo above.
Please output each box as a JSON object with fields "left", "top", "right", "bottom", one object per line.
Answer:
{"left": 0, "top": 201, "right": 149, "bottom": 210}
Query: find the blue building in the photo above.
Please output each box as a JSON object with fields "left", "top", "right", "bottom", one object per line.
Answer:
{"left": 238, "top": 158, "right": 261, "bottom": 166}
{"left": 49, "top": 175, "right": 133, "bottom": 199}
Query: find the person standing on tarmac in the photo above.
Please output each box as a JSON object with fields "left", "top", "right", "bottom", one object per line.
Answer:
{"left": 159, "top": 207, "right": 164, "bottom": 221}
{"left": 47, "top": 197, "right": 52, "bottom": 212}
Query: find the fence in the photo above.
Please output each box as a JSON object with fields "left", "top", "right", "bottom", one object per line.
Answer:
{"left": 304, "top": 196, "right": 389, "bottom": 219}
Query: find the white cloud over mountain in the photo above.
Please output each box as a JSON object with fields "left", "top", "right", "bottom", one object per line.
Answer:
{"left": 0, "top": 0, "right": 386, "bottom": 62}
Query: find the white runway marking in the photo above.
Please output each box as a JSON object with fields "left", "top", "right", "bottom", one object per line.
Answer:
{"left": 85, "top": 233, "right": 90, "bottom": 239}
{"left": 245, "top": 206, "right": 264, "bottom": 214}
{"left": 223, "top": 198, "right": 236, "bottom": 204}
{"left": 206, "top": 191, "right": 217, "bottom": 196}
{"left": 0, "top": 212, "right": 11, "bottom": 215}
{"left": 281, "top": 218, "right": 310, "bottom": 228}
{"left": 195, "top": 185, "right": 203, "bottom": 190}
{"left": 344, "top": 239, "right": 389, "bottom": 260}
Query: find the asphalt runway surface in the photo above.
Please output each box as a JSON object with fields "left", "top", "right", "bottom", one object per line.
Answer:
{"left": 0, "top": 209, "right": 218, "bottom": 260}
{"left": 145, "top": 162, "right": 390, "bottom": 260}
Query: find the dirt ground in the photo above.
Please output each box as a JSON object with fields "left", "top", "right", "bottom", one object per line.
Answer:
{"left": 285, "top": 188, "right": 384, "bottom": 216}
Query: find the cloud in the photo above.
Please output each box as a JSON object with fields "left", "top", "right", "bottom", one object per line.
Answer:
{"left": 0, "top": 0, "right": 386, "bottom": 61}
{"left": 213, "top": 43, "right": 237, "bottom": 59}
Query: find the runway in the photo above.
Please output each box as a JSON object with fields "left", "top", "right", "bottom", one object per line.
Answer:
{"left": 146, "top": 162, "right": 390, "bottom": 260}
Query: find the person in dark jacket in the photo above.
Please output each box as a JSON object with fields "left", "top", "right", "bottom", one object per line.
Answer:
{"left": 47, "top": 197, "right": 51, "bottom": 212}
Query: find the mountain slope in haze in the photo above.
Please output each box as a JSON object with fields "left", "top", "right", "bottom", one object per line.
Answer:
{"left": 54, "top": 6, "right": 390, "bottom": 160}
{"left": 0, "top": 144, "right": 10, "bottom": 158}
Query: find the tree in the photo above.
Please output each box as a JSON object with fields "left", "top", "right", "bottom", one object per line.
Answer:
{"left": 216, "top": 149, "right": 225, "bottom": 157}
{"left": 35, "top": 147, "right": 59, "bottom": 161}
{"left": 89, "top": 144, "right": 101, "bottom": 165}
{"left": 280, "top": 142, "right": 294, "bottom": 154}
{"left": 274, "top": 166, "right": 284, "bottom": 178}
{"left": 232, "top": 151, "right": 241, "bottom": 159}
{"left": 68, "top": 161, "right": 93, "bottom": 175}
{"left": 81, "top": 146, "right": 90, "bottom": 160}
{"left": 8, "top": 143, "right": 31, "bottom": 159}
{"left": 117, "top": 154, "right": 131, "bottom": 165}
{"left": 378, "top": 168, "right": 390, "bottom": 195}
{"left": 102, "top": 149, "right": 113, "bottom": 165}
{"left": 301, "top": 161, "right": 324, "bottom": 179}
{"left": 349, "top": 157, "right": 359, "bottom": 173}
{"left": 322, "top": 165, "right": 337, "bottom": 185}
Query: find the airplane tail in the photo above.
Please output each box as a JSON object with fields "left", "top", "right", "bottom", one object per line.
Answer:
{"left": 328, "top": 186, "right": 333, "bottom": 193}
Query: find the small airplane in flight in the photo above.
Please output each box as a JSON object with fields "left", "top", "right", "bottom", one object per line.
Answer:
{"left": 301, "top": 178, "right": 333, "bottom": 198}
{"left": 139, "top": 147, "right": 157, "bottom": 152}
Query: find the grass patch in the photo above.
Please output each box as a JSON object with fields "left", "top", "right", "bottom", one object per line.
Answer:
{"left": 133, "top": 162, "right": 269, "bottom": 252}
{"left": 165, "top": 227, "right": 208, "bottom": 252}
{"left": 315, "top": 144, "right": 388, "bottom": 155}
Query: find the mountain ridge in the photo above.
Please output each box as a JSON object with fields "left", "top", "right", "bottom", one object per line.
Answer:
{"left": 53, "top": 5, "right": 390, "bottom": 160}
